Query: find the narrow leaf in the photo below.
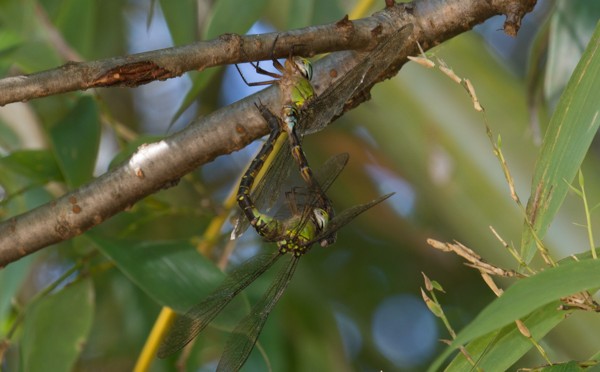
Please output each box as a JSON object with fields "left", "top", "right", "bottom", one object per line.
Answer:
{"left": 444, "top": 302, "right": 566, "bottom": 371}
{"left": 87, "top": 234, "right": 224, "bottom": 313}
{"left": 521, "top": 23, "right": 600, "bottom": 262}
{"left": 430, "top": 258, "right": 600, "bottom": 370}
{"left": 50, "top": 96, "right": 101, "bottom": 188}
{"left": 203, "top": 0, "right": 268, "bottom": 40}
{"left": 21, "top": 278, "right": 94, "bottom": 372}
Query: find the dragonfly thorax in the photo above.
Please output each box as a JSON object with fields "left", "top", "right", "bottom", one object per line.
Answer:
{"left": 276, "top": 207, "right": 329, "bottom": 256}
{"left": 281, "top": 57, "right": 315, "bottom": 109}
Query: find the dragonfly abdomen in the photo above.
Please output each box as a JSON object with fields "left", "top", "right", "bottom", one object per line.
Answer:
{"left": 236, "top": 106, "right": 283, "bottom": 238}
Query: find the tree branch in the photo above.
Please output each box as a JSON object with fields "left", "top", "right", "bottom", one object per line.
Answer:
{"left": 0, "top": 0, "right": 537, "bottom": 267}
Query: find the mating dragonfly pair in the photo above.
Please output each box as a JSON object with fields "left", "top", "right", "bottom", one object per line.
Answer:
{"left": 159, "top": 25, "right": 412, "bottom": 371}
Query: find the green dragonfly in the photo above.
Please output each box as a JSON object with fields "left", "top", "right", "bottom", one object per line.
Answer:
{"left": 234, "top": 41, "right": 329, "bottom": 209}
{"left": 232, "top": 36, "right": 336, "bottom": 241}
{"left": 231, "top": 24, "right": 412, "bottom": 241}
{"left": 157, "top": 24, "right": 412, "bottom": 369}
{"left": 160, "top": 182, "right": 391, "bottom": 370}
{"left": 238, "top": 103, "right": 337, "bottom": 248}
{"left": 159, "top": 103, "right": 393, "bottom": 369}
{"left": 235, "top": 36, "right": 315, "bottom": 111}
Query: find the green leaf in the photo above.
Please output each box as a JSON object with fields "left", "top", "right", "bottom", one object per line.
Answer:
{"left": 0, "top": 118, "right": 20, "bottom": 151}
{"left": 51, "top": 0, "right": 95, "bottom": 57}
{"left": 169, "top": 68, "right": 220, "bottom": 126}
{"left": 587, "top": 361, "right": 600, "bottom": 372}
{"left": 0, "top": 0, "right": 35, "bottom": 34}
{"left": 444, "top": 302, "right": 566, "bottom": 372}
{"left": 86, "top": 234, "right": 224, "bottom": 313}
{"left": 49, "top": 96, "right": 101, "bottom": 188}
{"left": 545, "top": 0, "right": 600, "bottom": 108}
{"left": 429, "top": 258, "right": 600, "bottom": 371}
{"left": 169, "top": 0, "right": 269, "bottom": 125}
{"left": 21, "top": 278, "right": 94, "bottom": 372}
{"left": 589, "top": 349, "right": 600, "bottom": 361}
{"left": 203, "top": 0, "right": 268, "bottom": 40}
{"left": 537, "top": 361, "right": 585, "bottom": 372}
{"left": 0, "top": 30, "right": 22, "bottom": 56}
{"left": 288, "top": 0, "right": 315, "bottom": 29}
{"left": 11, "top": 40, "right": 63, "bottom": 73}
{"left": 160, "top": 0, "right": 197, "bottom": 46}
{"left": 311, "top": 0, "right": 345, "bottom": 25}
{"left": 521, "top": 22, "right": 600, "bottom": 262}
{"left": 0, "top": 150, "right": 63, "bottom": 193}
{"left": 1, "top": 186, "right": 54, "bottom": 218}
{"left": 0, "top": 256, "right": 34, "bottom": 336}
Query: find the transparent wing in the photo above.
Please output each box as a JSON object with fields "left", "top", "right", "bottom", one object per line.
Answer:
{"left": 231, "top": 141, "right": 290, "bottom": 240}
{"left": 256, "top": 106, "right": 349, "bottom": 194}
{"left": 231, "top": 24, "right": 412, "bottom": 239}
{"left": 311, "top": 152, "right": 349, "bottom": 193}
{"left": 299, "top": 24, "right": 414, "bottom": 135}
{"left": 216, "top": 254, "right": 300, "bottom": 372}
{"left": 270, "top": 152, "right": 350, "bottom": 241}
{"left": 232, "top": 138, "right": 349, "bottom": 241}
{"left": 308, "top": 192, "right": 395, "bottom": 246}
{"left": 157, "top": 251, "right": 282, "bottom": 358}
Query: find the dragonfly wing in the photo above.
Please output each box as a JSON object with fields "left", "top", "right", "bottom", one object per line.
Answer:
{"left": 232, "top": 25, "right": 412, "bottom": 239}
{"left": 298, "top": 62, "right": 370, "bottom": 136}
{"left": 242, "top": 149, "right": 294, "bottom": 229}
{"left": 158, "top": 252, "right": 282, "bottom": 358}
{"left": 256, "top": 106, "right": 348, "bottom": 207}
{"left": 231, "top": 126, "right": 292, "bottom": 240}
{"left": 299, "top": 24, "right": 413, "bottom": 136}
{"left": 313, "top": 152, "right": 349, "bottom": 193}
{"left": 269, "top": 151, "right": 350, "bottom": 241}
{"left": 309, "top": 192, "right": 395, "bottom": 246}
{"left": 230, "top": 216, "right": 247, "bottom": 240}
{"left": 216, "top": 255, "right": 300, "bottom": 372}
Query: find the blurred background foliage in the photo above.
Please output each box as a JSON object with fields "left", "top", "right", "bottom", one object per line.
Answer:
{"left": 0, "top": 0, "right": 599, "bottom": 371}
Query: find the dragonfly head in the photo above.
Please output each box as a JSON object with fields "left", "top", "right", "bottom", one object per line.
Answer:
{"left": 291, "top": 57, "right": 313, "bottom": 80}
{"left": 312, "top": 207, "right": 328, "bottom": 231}
{"left": 311, "top": 207, "right": 335, "bottom": 248}
{"left": 318, "top": 204, "right": 337, "bottom": 247}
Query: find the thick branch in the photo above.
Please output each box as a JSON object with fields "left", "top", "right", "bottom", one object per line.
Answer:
{"left": 0, "top": 0, "right": 534, "bottom": 106}
{"left": 0, "top": 0, "right": 536, "bottom": 267}
{"left": 0, "top": 14, "right": 378, "bottom": 105}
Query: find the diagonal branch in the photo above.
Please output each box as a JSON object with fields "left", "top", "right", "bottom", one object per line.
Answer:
{"left": 0, "top": 0, "right": 537, "bottom": 267}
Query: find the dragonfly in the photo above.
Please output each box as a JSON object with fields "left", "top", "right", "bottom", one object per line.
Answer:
{"left": 160, "top": 187, "right": 392, "bottom": 370}
{"left": 231, "top": 24, "right": 413, "bottom": 240}
{"left": 234, "top": 39, "right": 327, "bottom": 206}
{"left": 158, "top": 103, "right": 394, "bottom": 369}
{"left": 238, "top": 103, "right": 337, "bottom": 248}
{"left": 235, "top": 35, "right": 315, "bottom": 111}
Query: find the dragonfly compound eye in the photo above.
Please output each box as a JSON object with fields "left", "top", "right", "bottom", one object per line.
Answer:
{"left": 313, "top": 208, "right": 329, "bottom": 230}
{"left": 294, "top": 58, "right": 313, "bottom": 80}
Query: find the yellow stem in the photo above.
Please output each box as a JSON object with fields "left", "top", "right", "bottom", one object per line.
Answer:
{"left": 133, "top": 307, "right": 176, "bottom": 372}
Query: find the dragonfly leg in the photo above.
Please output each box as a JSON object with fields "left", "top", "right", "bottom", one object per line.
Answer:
{"left": 269, "top": 34, "right": 285, "bottom": 72}
{"left": 234, "top": 63, "right": 281, "bottom": 86}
